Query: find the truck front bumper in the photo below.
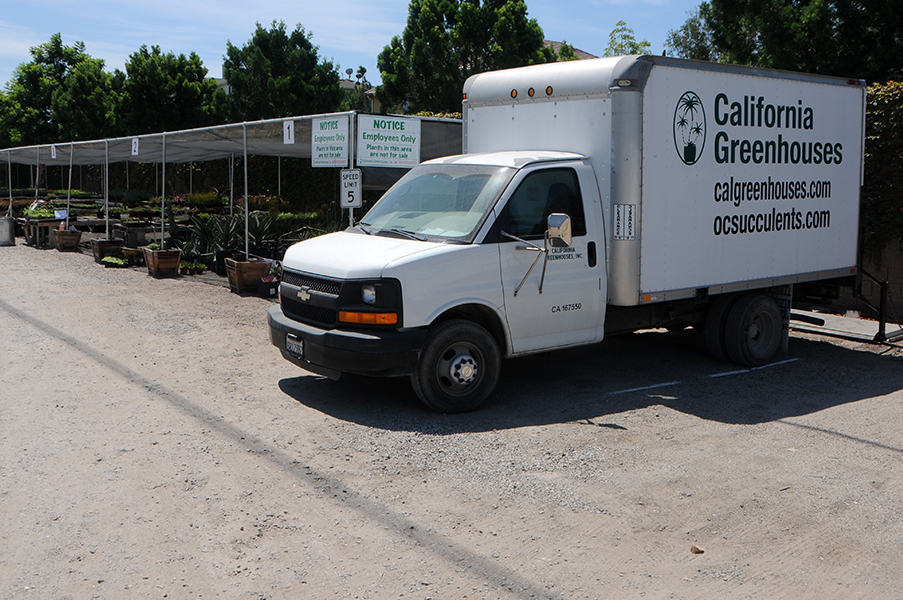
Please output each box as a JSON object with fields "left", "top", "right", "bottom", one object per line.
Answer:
{"left": 267, "top": 305, "right": 426, "bottom": 379}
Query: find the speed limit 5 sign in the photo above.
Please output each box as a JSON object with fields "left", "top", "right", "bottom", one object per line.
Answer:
{"left": 340, "top": 169, "right": 362, "bottom": 208}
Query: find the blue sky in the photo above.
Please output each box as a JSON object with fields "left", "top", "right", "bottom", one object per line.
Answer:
{"left": 0, "top": 0, "right": 700, "bottom": 88}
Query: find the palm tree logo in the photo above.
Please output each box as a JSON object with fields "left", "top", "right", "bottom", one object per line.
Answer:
{"left": 673, "top": 91, "right": 706, "bottom": 165}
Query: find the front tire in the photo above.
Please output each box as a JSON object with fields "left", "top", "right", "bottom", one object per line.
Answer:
{"left": 411, "top": 320, "right": 501, "bottom": 413}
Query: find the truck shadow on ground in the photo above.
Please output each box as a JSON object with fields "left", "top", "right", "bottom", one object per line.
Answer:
{"left": 278, "top": 331, "right": 903, "bottom": 434}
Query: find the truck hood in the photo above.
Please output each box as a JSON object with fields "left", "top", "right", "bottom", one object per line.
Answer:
{"left": 281, "top": 231, "right": 451, "bottom": 279}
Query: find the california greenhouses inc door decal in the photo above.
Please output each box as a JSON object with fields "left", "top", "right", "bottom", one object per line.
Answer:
{"left": 673, "top": 91, "right": 706, "bottom": 165}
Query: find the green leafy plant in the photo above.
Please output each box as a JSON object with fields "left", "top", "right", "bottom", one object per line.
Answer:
{"left": 24, "top": 207, "right": 56, "bottom": 218}
{"left": 101, "top": 256, "right": 127, "bottom": 267}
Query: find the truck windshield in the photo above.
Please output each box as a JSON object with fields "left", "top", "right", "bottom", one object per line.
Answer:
{"left": 359, "top": 164, "right": 514, "bottom": 242}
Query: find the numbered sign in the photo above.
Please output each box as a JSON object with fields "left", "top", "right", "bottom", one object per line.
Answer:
{"left": 340, "top": 169, "right": 362, "bottom": 208}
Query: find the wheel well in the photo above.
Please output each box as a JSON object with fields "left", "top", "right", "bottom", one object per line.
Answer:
{"left": 432, "top": 304, "right": 508, "bottom": 355}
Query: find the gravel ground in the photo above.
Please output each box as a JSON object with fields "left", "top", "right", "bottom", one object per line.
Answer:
{"left": 1, "top": 239, "right": 902, "bottom": 599}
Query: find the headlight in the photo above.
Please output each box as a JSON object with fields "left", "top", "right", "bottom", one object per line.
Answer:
{"left": 362, "top": 284, "right": 377, "bottom": 305}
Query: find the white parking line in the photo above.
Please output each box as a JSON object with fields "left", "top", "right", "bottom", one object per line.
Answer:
{"left": 707, "top": 358, "right": 799, "bottom": 379}
{"left": 608, "top": 381, "right": 682, "bottom": 396}
{"left": 606, "top": 358, "right": 801, "bottom": 396}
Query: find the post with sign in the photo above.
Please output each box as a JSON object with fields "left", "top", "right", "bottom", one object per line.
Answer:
{"left": 341, "top": 168, "right": 362, "bottom": 226}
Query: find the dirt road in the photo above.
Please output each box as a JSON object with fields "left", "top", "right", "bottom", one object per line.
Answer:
{"left": 2, "top": 241, "right": 902, "bottom": 599}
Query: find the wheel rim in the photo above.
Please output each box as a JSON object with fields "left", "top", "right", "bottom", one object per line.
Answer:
{"left": 747, "top": 310, "right": 779, "bottom": 357}
{"left": 435, "top": 342, "right": 483, "bottom": 396}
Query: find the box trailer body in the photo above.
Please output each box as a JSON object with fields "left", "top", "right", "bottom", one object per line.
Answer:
{"left": 269, "top": 56, "right": 866, "bottom": 411}
{"left": 463, "top": 55, "right": 864, "bottom": 306}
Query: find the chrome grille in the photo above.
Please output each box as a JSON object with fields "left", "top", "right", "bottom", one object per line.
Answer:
{"left": 281, "top": 270, "right": 341, "bottom": 295}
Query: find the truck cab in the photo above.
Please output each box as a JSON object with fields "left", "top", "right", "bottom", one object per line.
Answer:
{"left": 269, "top": 150, "right": 607, "bottom": 411}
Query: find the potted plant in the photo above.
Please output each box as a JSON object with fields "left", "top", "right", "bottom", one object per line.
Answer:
{"left": 92, "top": 238, "right": 124, "bottom": 263}
{"left": 142, "top": 242, "right": 181, "bottom": 278}
{"left": 225, "top": 255, "right": 271, "bottom": 293}
{"left": 53, "top": 227, "right": 82, "bottom": 251}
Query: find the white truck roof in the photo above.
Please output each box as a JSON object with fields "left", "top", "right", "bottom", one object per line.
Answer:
{"left": 424, "top": 150, "right": 584, "bottom": 169}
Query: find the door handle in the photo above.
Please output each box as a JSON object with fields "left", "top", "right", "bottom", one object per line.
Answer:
{"left": 587, "top": 241, "right": 597, "bottom": 267}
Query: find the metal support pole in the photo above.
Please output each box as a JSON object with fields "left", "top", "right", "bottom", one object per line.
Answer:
{"left": 876, "top": 280, "right": 888, "bottom": 343}
{"left": 66, "top": 143, "right": 74, "bottom": 229}
{"left": 277, "top": 156, "right": 281, "bottom": 198}
{"left": 242, "top": 124, "right": 249, "bottom": 261}
{"left": 229, "top": 154, "right": 234, "bottom": 217}
{"left": 34, "top": 147, "right": 39, "bottom": 201}
{"left": 7, "top": 152, "right": 13, "bottom": 217}
{"left": 104, "top": 140, "right": 110, "bottom": 238}
{"left": 161, "top": 134, "right": 167, "bottom": 247}
{"left": 348, "top": 112, "right": 356, "bottom": 227}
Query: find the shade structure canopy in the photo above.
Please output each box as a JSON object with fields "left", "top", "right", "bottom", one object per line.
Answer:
{"left": 2, "top": 111, "right": 463, "bottom": 251}
{"left": 1, "top": 112, "right": 461, "bottom": 168}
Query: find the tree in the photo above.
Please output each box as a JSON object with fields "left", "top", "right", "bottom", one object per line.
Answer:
{"left": 119, "top": 45, "right": 226, "bottom": 134}
{"left": 666, "top": 5, "right": 720, "bottom": 61}
{"left": 52, "top": 58, "right": 124, "bottom": 140}
{"left": 602, "top": 20, "right": 651, "bottom": 57}
{"left": 862, "top": 81, "right": 903, "bottom": 255}
{"left": 223, "top": 21, "right": 342, "bottom": 121}
{"left": 555, "top": 42, "right": 580, "bottom": 62}
{"left": 0, "top": 92, "right": 13, "bottom": 148}
{"left": 2, "top": 33, "right": 94, "bottom": 144}
{"left": 703, "top": 0, "right": 903, "bottom": 82}
{"left": 377, "top": 0, "right": 553, "bottom": 113}
{"left": 340, "top": 66, "right": 373, "bottom": 112}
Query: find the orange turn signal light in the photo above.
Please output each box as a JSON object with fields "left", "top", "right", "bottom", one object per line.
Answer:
{"left": 339, "top": 311, "right": 398, "bottom": 326}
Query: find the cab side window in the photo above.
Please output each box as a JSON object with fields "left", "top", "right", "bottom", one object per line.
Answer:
{"left": 496, "top": 168, "right": 586, "bottom": 240}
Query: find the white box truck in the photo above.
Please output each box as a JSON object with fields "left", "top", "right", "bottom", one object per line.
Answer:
{"left": 268, "top": 56, "right": 866, "bottom": 411}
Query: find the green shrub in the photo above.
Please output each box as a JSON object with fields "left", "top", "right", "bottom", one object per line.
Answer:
{"left": 862, "top": 81, "right": 903, "bottom": 257}
{"left": 187, "top": 192, "right": 224, "bottom": 210}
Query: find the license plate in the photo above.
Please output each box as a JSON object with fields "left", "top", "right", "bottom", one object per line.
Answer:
{"left": 285, "top": 335, "right": 304, "bottom": 357}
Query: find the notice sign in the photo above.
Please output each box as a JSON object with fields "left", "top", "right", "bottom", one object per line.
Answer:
{"left": 311, "top": 116, "right": 349, "bottom": 167}
{"left": 340, "top": 169, "right": 362, "bottom": 208}
{"left": 356, "top": 115, "right": 420, "bottom": 167}
{"left": 283, "top": 119, "right": 295, "bottom": 145}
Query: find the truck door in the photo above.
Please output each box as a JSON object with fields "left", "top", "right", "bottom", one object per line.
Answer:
{"left": 490, "top": 163, "right": 604, "bottom": 354}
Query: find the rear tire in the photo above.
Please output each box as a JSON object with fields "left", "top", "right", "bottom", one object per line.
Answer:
{"left": 704, "top": 294, "right": 737, "bottom": 361}
{"left": 723, "top": 294, "right": 782, "bottom": 366}
{"left": 410, "top": 320, "right": 501, "bottom": 413}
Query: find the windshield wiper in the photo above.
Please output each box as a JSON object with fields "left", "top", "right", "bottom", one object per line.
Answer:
{"left": 354, "top": 222, "right": 375, "bottom": 235}
{"left": 379, "top": 227, "right": 427, "bottom": 241}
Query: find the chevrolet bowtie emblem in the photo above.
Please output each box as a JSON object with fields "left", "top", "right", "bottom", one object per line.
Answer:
{"left": 297, "top": 287, "right": 311, "bottom": 302}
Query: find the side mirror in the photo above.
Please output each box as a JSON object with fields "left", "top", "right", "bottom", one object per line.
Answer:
{"left": 547, "top": 213, "right": 572, "bottom": 248}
